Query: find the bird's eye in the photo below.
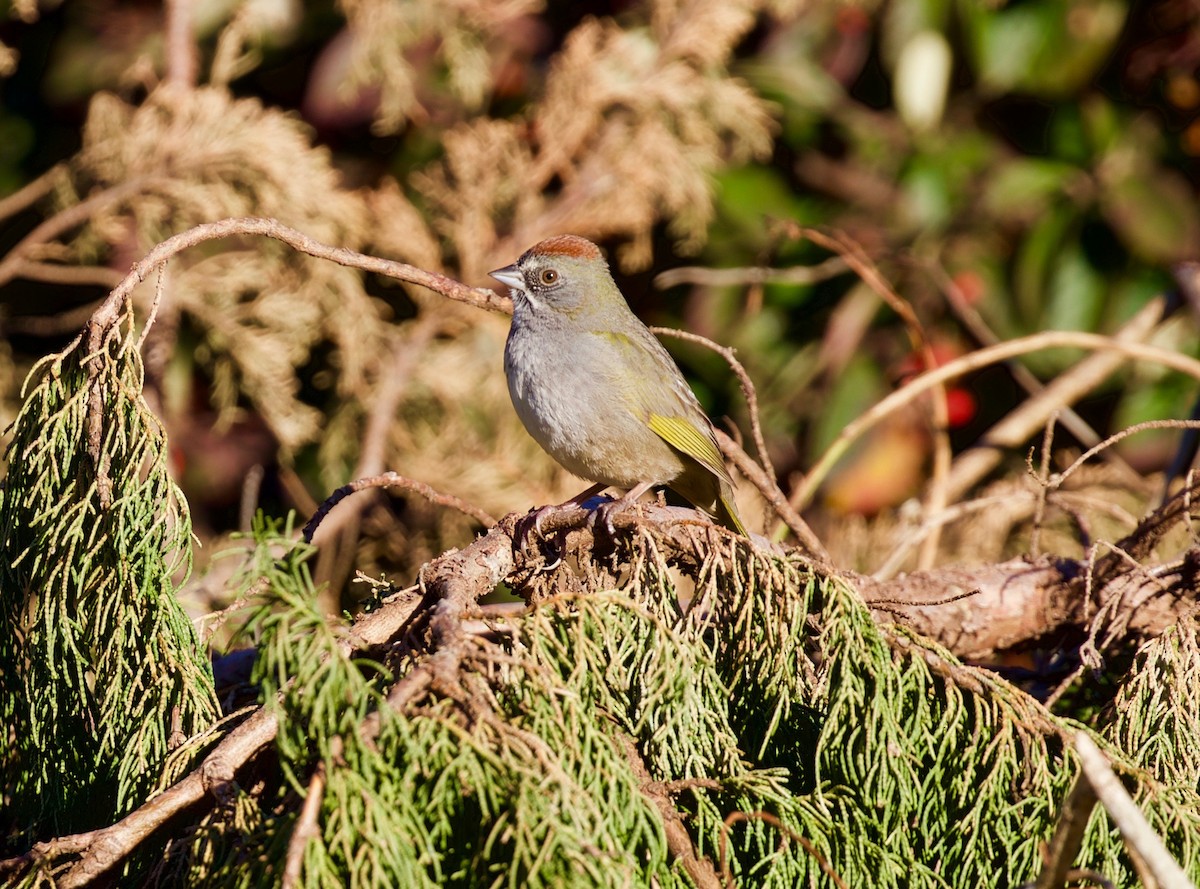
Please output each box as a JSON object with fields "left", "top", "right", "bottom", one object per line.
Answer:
{"left": 539, "top": 268, "right": 559, "bottom": 286}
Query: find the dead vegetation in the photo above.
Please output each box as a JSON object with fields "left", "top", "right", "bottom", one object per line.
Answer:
{"left": 2, "top": 0, "right": 1200, "bottom": 885}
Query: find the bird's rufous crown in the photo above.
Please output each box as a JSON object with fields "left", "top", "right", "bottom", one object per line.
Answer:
{"left": 527, "top": 234, "right": 602, "bottom": 261}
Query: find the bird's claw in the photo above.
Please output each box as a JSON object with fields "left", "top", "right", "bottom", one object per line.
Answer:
{"left": 514, "top": 504, "right": 557, "bottom": 551}
{"left": 589, "top": 497, "right": 638, "bottom": 539}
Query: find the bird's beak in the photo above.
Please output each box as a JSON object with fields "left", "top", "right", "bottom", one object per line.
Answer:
{"left": 489, "top": 264, "right": 525, "bottom": 291}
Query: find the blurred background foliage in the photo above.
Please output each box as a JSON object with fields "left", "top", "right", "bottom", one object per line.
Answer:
{"left": 0, "top": 0, "right": 1197, "bottom": 604}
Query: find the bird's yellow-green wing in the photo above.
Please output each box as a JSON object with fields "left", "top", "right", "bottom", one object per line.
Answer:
{"left": 647, "top": 412, "right": 731, "bottom": 483}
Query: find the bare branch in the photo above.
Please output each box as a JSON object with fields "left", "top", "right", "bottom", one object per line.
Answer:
{"left": 1033, "top": 772, "right": 1099, "bottom": 889}
{"left": 56, "top": 707, "right": 281, "bottom": 888}
{"left": 795, "top": 226, "right": 953, "bottom": 569}
{"left": 653, "top": 256, "right": 849, "bottom": 289}
{"left": 0, "top": 177, "right": 161, "bottom": 288}
{"left": 928, "top": 258, "right": 1138, "bottom": 482}
{"left": 85, "top": 217, "right": 510, "bottom": 330}
{"left": 651, "top": 325, "right": 773, "bottom": 482}
{"left": 1057, "top": 420, "right": 1200, "bottom": 489}
{"left": 940, "top": 298, "right": 1166, "bottom": 505}
{"left": 163, "top": 0, "right": 198, "bottom": 89}
{"left": 281, "top": 737, "right": 338, "bottom": 889}
{"left": 1074, "top": 733, "right": 1196, "bottom": 889}
{"left": 787, "top": 320, "right": 1200, "bottom": 527}
{"left": 304, "top": 471, "right": 496, "bottom": 544}
{"left": 714, "top": 429, "right": 830, "bottom": 563}
{"left": 306, "top": 314, "right": 447, "bottom": 568}
{"left": 4, "top": 261, "right": 123, "bottom": 288}
{"left": 0, "top": 163, "right": 66, "bottom": 223}
{"left": 619, "top": 733, "right": 724, "bottom": 889}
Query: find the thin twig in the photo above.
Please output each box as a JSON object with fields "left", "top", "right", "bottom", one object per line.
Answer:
{"left": 239, "top": 465, "right": 265, "bottom": 533}
{"left": 281, "top": 737, "right": 339, "bottom": 889}
{"left": 5, "top": 261, "right": 123, "bottom": 288}
{"left": 136, "top": 265, "right": 168, "bottom": 351}
{"left": 1057, "top": 420, "right": 1200, "bottom": 489}
{"left": 1033, "top": 770, "right": 1100, "bottom": 889}
{"left": 867, "top": 587, "right": 980, "bottom": 609}
{"left": 197, "top": 576, "right": 270, "bottom": 643}
{"left": 308, "top": 314, "right": 446, "bottom": 567}
{"left": 653, "top": 255, "right": 849, "bottom": 289}
{"left": 719, "top": 811, "right": 848, "bottom": 889}
{"left": 938, "top": 298, "right": 1166, "bottom": 506}
{"left": 304, "top": 471, "right": 496, "bottom": 543}
{"left": 88, "top": 217, "right": 509, "bottom": 324}
{"left": 4, "top": 301, "right": 105, "bottom": 336}
{"left": 928, "top": 258, "right": 1139, "bottom": 482}
{"left": 1074, "top": 733, "right": 1195, "bottom": 889}
{"left": 619, "top": 734, "right": 723, "bottom": 889}
{"left": 0, "top": 163, "right": 65, "bottom": 223}
{"left": 783, "top": 325, "right": 1200, "bottom": 537}
{"left": 713, "top": 429, "right": 829, "bottom": 563}
{"left": 651, "top": 325, "right": 773, "bottom": 482}
{"left": 0, "top": 176, "right": 160, "bottom": 288}
{"left": 163, "top": 0, "right": 198, "bottom": 89}
{"left": 796, "top": 227, "right": 953, "bottom": 570}
{"left": 1028, "top": 413, "right": 1059, "bottom": 557}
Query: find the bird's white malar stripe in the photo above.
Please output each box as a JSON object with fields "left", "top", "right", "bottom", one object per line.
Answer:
{"left": 518, "top": 287, "right": 541, "bottom": 311}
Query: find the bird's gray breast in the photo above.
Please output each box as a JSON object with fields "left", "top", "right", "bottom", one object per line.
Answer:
{"left": 504, "top": 314, "right": 677, "bottom": 487}
{"left": 505, "top": 315, "right": 605, "bottom": 454}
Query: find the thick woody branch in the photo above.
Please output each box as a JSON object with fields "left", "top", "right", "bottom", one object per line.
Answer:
{"left": 618, "top": 733, "right": 723, "bottom": 889}
{"left": 853, "top": 550, "right": 1198, "bottom": 664}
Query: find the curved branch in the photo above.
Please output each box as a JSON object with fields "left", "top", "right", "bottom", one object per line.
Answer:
{"left": 0, "top": 177, "right": 161, "bottom": 288}
{"left": 84, "top": 217, "right": 510, "bottom": 336}
{"left": 303, "top": 471, "right": 496, "bottom": 543}
{"left": 787, "top": 322, "right": 1200, "bottom": 526}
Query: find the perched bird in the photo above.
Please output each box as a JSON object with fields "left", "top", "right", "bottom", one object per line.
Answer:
{"left": 490, "top": 234, "right": 747, "bottom": 535}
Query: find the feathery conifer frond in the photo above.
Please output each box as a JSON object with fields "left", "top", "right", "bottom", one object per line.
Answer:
{"left": 338, "top": 0, "right": 543, "bottom": 134}
{"left": 140, "top": 514, "right": 1197, "bottom": 887}
{"left": 1085, "top": 615, "right": 1200, "bottom": 884}
{"left": 67, "top": 87, "right": 387, "bottom": 456}
{"left": 417, "top": 0, "right": 775, "bottom": 273}
{"left": 0, "top": 299, "right": 218, "bottom": 836}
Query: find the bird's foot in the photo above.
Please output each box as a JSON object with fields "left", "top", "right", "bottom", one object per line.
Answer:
{"left": 513, "top": 499, "right": 603, "bottom": 557}
{"left": 514, "top": 504, "right": 561, "bottom": 551}
{"left": 589, "top": 495, "right": 642, "bottom": 539}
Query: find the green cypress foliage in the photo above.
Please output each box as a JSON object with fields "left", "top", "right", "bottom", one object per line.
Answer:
{"left": 171, "top": 521, "right": 1200, "bottom": 887}
{"left": 3, "top": 324, "right": 1200, "bottom": 887}
{"left": 0, "top": 304, "right": 219, "bottom": 837}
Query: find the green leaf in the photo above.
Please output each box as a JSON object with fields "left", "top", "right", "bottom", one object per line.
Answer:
{"left": 983, "top": 158, "right": 1081, "bottom": 222}
{"left": 1101, "top": 168, "right": 1200, "bottom": 263}
{"left": 960, "top": 0, "right": 1127, "bottom": 97}
{"left": 1013, "top": 203, "right": 1078, "bottom": 327}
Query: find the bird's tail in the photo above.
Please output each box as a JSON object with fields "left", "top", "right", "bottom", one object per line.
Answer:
{"left": 715, "top": 488, "right": 748, "bottom": 536}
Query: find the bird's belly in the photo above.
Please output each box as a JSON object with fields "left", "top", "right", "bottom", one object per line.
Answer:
{"left": 505, "top": 334, "right": 681, "bottom": 488}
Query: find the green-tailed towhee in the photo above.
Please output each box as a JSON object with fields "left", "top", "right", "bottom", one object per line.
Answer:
{"left": 490, "top": 234, "right": 747, "bottom": 535}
